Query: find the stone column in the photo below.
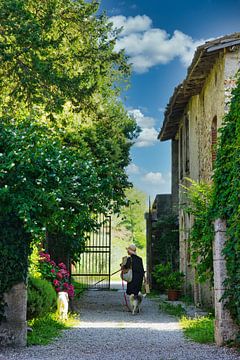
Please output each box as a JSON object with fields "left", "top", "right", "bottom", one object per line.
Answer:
{"left": 213, "top": 219, "right": 239, "bottom": 345}
{"left": 1, "top": 282, "right": 27, "bottom": 347}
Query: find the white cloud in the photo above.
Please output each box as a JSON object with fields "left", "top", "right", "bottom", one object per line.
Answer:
{"left": 110, "top": 15, "right": 205, "bottom": 73}
{"left": 110, "top": 15, "right": 152, "bottom": 36}
{"left": 126, "top": 163, "right": 140, "bottom": 174}
{"left": 136, "top": 128, "right": 159, "bottom": 147}
{"left": 142, "top": 172, "right": 166, "bottom": 185}
{"left": 128, "top": 109, "right": 155, "bottom": 128}
{"left": 128, "top": 108, "right": 158, "bottom": 147}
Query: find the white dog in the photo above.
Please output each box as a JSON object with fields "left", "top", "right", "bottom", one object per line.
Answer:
{"left": 129, "top": 292, "right": 145, "bottom": 315}
{"left": 57, "top": 291, "right": 69, "bottom": 320}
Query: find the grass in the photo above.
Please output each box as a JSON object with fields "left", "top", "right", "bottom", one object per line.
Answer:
{"left": 180, "top": 316, "right": 215, "bottom": 344}
{"left": 158, "top": 299, "right": 214, "bottom": 344}
{"left": 146, "top": 289, "right": 160, "bottom": 298}
{"left": 159, "top": 300, "right": 186, "bottom": 317}
{"left": 27, "top": 312, "right": 80, "bottom": 346}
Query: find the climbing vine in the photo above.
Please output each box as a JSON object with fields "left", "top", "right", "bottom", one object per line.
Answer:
{"left": 182, "top": 179, "right": 214, "bottom": 284}
{"left": 184, "top": 73, "right": 240, "bottom": 325}
{"left": 212, "top": 72, "right": 240, "bottom": 325}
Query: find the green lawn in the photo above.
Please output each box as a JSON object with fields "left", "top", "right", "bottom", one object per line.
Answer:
{"left": 158, "top": 299, "right": 215, "bottom": 344}
{"left": 27, "top": 312, "right": 80, "bottom": 346}
{"left": 180, "top": 316, "right": 215, "bottom": 344}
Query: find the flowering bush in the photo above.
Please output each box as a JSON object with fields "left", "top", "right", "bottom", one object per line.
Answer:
{"left": 38, "top": 252, "right": 74, "bottom": 299}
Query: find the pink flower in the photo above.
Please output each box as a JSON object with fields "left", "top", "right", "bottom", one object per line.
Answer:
{"left": 56, "top": 272, "right": 63, "bottom": 280}
{"left": 39, "top": 252, "right": 51, "bottom": 262}
{"left": 53, "top": 279, "right": 60, "bottom": 287}
{"left": 67, "top": 284, "right": 75, "bottom": 299}
{"left": 60, "top": 269, "right": 69, "bottom": 277}
{"left": 56, "top": 287, "right": 61, "bottom": 292}
{"left": 51, "top": 269, "right": 55, "bottom": 273}
{"left": 63, "top": 282, "right": 69, "bottom": 289}
{"left": 58, "top": 262, "right": 67, "bottom": 270}
{"left": 50, "top": 260, "right": 56, "bottom": 266}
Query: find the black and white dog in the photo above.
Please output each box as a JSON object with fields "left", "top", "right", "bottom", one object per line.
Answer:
{"left": 129, "top": 292, "right": 145, "bottom": 315}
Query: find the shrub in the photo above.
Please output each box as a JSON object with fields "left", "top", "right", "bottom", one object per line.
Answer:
{"left": 152, "top": 263, "right": 184, "bottom": 291}
{"left": 38, "top": 252, "right": 75, "bottom": 298}
{"left": 152, "top": 263, "right": 172, "bottom": 291}
{"left": 27, "top": 276, "right": 57, "bottom": 320}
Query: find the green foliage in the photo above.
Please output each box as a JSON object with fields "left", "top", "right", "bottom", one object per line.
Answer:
{"left": 0, "top": 0, "right": 138, "bottom": 320}
{"left": 180, "top": 316, "right": 214, "bottom": 344}
{"left": 28, "top": 244, "right": 42, "bottom": 278}
{"left": 154, "top": 213, "right": 179, "bottom": 270}
{"left": 165, "top": 271, "right": 185, "bottom": 290}
{"left": 0, "top": 215, "right": 31, "bottom": 320}
{"left": 152, "top": 263, "right": 172, "bottom": 291}
{"left": 182, "top": 73, "right": 240, "bottom": 326}
{"left": 212, "top": 73, "right": 240, "bottom": 325}
{"left": 27, "top": 276, "right": 57, "bottom": 320}
{"left": 116, "top": 187, "right": 147, "bottom": 248}
{"left": 28, "top": 314, "right": 66, "bottom": 346}
{"left": 0, "top": 0, "right": 130, "bottom": 115}
{"left": 152, "top": 263, "right": 184, "bottom": 291}
{"left": 159, "top": 301, "right": 186, "bottom": 317}
{"left": 182, "top": 178, "right": 214, "bottom": 283}
{"left": 27, "top": 312, "right": 80, "bottom": 345}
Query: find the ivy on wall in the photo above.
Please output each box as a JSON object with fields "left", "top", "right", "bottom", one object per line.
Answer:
{"left": 184, "top": 73, "right": 240, "bottom": 325}
{"left": 212, "top": 72, "right": 240, "bottom": 325}
{"left": 182, "top": 179, "right": 214, "bottom": 284}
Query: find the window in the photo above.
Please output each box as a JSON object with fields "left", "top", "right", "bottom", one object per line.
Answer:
{"left": 179, "top": 127, "right": 183, "bottom": 179}
{"left": 185, "top": 116, "right": 190, "bottom": 174}
{"left": 211, "top": 116, "right": 217, "bottom": 166}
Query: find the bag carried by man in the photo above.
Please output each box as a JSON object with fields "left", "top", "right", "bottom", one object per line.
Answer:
{"left": 120, "top": 256, "right": 132, "bottom": 283}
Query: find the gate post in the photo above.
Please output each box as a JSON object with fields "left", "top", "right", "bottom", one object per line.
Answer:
{"left": 1, "top": 282, "right": 27, "bottom": 347}
{"left": 213, "top": 219, "right": 239, "bottom": 345}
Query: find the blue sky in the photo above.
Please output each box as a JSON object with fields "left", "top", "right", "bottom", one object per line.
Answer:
{"left": 100, "top": 0, "right": 240, "bottom": 201}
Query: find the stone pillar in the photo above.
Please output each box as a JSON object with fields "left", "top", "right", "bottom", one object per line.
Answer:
{"left": 0, "top": 282, "right": 27, "bottom": 347}
{"left": 213, "top": 219, "right": 239, "bottom": 345}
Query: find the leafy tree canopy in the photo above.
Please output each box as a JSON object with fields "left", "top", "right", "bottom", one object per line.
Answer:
{"left": 0, "top": 0, "right": 138, "bottom": 314}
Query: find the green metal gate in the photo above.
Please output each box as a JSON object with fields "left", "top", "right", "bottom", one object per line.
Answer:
{"left": 71, "top": 215, "right": 111, "bottom": 289}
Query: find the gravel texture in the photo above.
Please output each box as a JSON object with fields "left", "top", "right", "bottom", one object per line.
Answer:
{"left": 0, "top": 289, "right": 239, "bottom": 360}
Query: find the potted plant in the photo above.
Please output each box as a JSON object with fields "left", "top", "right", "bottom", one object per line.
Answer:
{"left": 164, "top": 271, "right": 185, "bottom": 301}
{"left": 152, "top": 263, "right": 172, "bottom": 292}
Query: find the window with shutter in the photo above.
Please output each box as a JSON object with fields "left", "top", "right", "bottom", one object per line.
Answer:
{"left": 211, "top": 116, "right": 217, "bottom": 167}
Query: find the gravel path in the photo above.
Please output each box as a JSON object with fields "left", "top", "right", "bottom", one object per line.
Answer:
{"left": 1, "top": 289, "right": 239, "bottom": 360}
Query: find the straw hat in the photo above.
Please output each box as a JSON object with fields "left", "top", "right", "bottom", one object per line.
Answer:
{"left": 126, "top": 244, "right": 137, "bottom": 255}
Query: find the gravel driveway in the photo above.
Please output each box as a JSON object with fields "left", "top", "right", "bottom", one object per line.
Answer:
{"left": 1, "top": 289, "right": 239, "bottom": 360}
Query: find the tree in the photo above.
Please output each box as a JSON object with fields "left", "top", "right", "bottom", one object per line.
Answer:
{"left": 0, "top": 0, "right": 130, "bottom": 115}
{"left": 118, "top": 187, "right": 147, "bottom": 249}
{"left": 0, "top": 0, "right": 138, "bottom": 320}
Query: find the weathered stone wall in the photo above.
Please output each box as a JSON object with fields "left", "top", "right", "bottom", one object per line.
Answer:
{"left": 213, "top": 219, "right": 239, "bottom": 345}
{"left": 0, "top": 283, "right": 27, "bottom": 347}
{"left": 177, "top": 47, "right": 240, "bottom": 306}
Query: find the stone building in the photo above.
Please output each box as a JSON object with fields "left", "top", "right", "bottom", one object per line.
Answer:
{"left": 145, "top": 194, "right": 173, "bottom": 288}
{"left": 158, "top": 33, "right": 240, "bottom": 306}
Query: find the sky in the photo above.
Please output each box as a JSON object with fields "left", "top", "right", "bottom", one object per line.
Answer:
{"left": 100, "top": 0, "right": 240, "bottom": 201}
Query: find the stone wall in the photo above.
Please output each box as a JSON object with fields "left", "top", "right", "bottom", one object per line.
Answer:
{"left": 146, "top": 194, "right": 174, "bottom": 289}
{"left": 0, "top": 283, "right": 27, "bottom": 347}
{"left": 213, "top": 219, "right": 239, "bottom": 345}
{"left": 176, "top": 47, "right": 240, "bottom": 306}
